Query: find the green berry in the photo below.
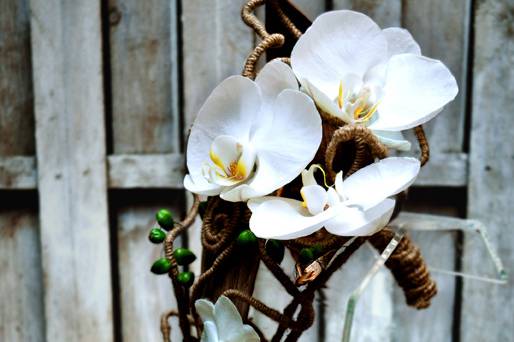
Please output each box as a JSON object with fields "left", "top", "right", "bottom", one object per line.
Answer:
{"left": 299, "top": 248, "right": 315, "bottom": 265}
{"left": 236, "top": 229, "right": 258, "bottom": 247}
{"left": 148, "top": 228, "right": 166, "bottom": 244}
{"left": 173, "top": 248, "right": 197, "bottom": 265}
{"left": 198, "top": 201, "right": 208, "bottom": 220}
{"left": 156, "top": 209, "right": 174, "bottom": 230}
{"left": 312, "top": 243, "right": 323, "bottom": 258}
{"left": 177, "top": 271, "right": 195, "bottom": 287}
{"left": 151, "top": 258, "right": 172, "bottom": 275}
{"left": 265, "top": 239, "right": 285, "bottom": 264}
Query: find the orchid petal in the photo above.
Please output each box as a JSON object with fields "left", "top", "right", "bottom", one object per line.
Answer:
{"left": 302, "top": 78, "right": 352, "bottom": 123}
{"left": 195, "top": 299, "right": 215, "bottom": 323}
{"left": 255, "top": 60, "right": 298, "bottom": 107}
{"left": 214, "top": 296, "right": 244, "bottom": 341}
{"left": 383, "top": 27, "right": 421, "bottom": 58}
{"left": 325, "top": 198, "right": 395, "bottom": 236}
{"left": 201, "top": 321, "right": 219, "bottom": 342}
{"left": 301, "top": 164, "right": 318, "bottom": 186}
{"left": 334, "top": 171, "right": 344, "bottom": 197}
{"left": 184, "top": 175, "right": 223, "bottom": 196}
{"left": 373, "top": 130, "right": 412, "bottom": 151}
{"left": 291, "top": 10, "right": 388, "bottom": 100}
{"left": 225, "top": 89, "right": 321, "bottom": 201}
{"left": 327, "top": 187, "right": 341, "bottom": 207}
{"left": 342, "top": 157, "right": 420, "bottom": 209}
{"left": 236, "top": 325, "right": 260, "bottom": 342}
{"left": 301, "top": 185, "right": 328, "bottom": 215}
{"left": 371, "top": 54, "right": 458, "bottom": 131}
{"left": 249, "top": 197, "right": 338, "bottom": 240}
{"left": 187, "top": 76, "right": 262, "bottom": 186}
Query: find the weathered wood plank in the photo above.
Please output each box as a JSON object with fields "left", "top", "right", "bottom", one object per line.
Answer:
{"left": 333, "top": 0, "right": 401, "bottom": 26}
{"left": 414, "top": 152, "right": 468, "bottom": 187}
{"left": 109, "top": 0, "right": 180, "bottom": 154}
{"left": 108, "top": 153, "right": 184, "bottom": 189}
{"left": 0, "top": 0, "right": 35, "bottom": 156}
{"left": 181, "top": 0, "right": 254, "bottom": 275}
{"left": 324, "top": 244, "right": 395, "bottom": 342}
{"left": 462, "top": 1, "right": 514, "bottom": 340}
{"left": 292, "top": 0, "right": 326, "bottom": 20}
{"left": 0, "top": 151, "right": 468, "bottom": 189}
{"left": 30, "top": 0, "right": 114, "bottom": 340}
{"left": 392, "top": 193, "right": 463, "bottom": 342}
{"left": 108, "top": 1, "right": 182, "bottom": 340}
{"left": 0, "top": 156, "right": 36, "bottom": 189}
{"left": 402, "top": 0, "right": 470, "bottom": 154}
{"left": 113, "top": 193, "right": 184, "bottom": 342}
{"left": 0, "top": 203, "right": 44, "bottom": 342}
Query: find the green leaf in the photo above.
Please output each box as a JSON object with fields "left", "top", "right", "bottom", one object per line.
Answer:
{"left": 173, "top": 247, "right": 197, "bottom": 265}
{"left": 156, "top": 209, "right": 174, "bottom": 230}
{"left": 151, "top": 258, "right": 172, "bottom": 275}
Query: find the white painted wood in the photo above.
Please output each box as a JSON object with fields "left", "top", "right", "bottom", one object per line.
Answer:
{"left": 414, "top": 153, "right": 468, "bottom": 187}
{"left": 108, "top": 153, "right": 184, "bottom": 188}
{"left": 461, "top": 0, "right": 514, "bottom": 340}
{"left": 116, "top": 202, "right": 183, "bottom": 342}
{"left": 181, "top": 0, "right": 254, "bottom": 276}
{"left": 334, "top": 0, "right": 401, "bottom": 26}
{"left": 0, "top": 156, "right": 36, "bottom": 189}
{"left": 30, "top": 0, "right": 114, "bottom": 340}
{"left": 108, "top": 1, "right": 182, "bottom": 340}
{"left": 109, "top": 0, "right": 180, "bottom": 154}
{"left": 0, "top": 153, "right": 467, "bottom": 190}
{"left": 291, "top": 0, "right": 326, "bottom": 20}
{"left": 402, "top": 0, "right": 470, "bottom": 154}
{"left": 0, "top": 208, "right": 44, "bottom": 342}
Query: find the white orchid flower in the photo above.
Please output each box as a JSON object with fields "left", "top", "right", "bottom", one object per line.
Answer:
{"left": 184, "top": 60, "right": 322, "bottom": 202}
{"left": 291, "top": 10, "right": 459, "bottom": 151}
{"left": 195, "top": 296, "right": 260, "bottom": 342}
{"left": 248, "top": 157, "right": 420, "bottom": 239}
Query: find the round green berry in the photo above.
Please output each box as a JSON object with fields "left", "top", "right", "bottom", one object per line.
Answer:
{"left": 236, "top": 229, "right": 257, "bottom": 247}
{"left": 156, "top": 209, "right": 174, "bottom": 230}
{"left": 299, "top": 248, "right": 315, "bottom": 265}
{"left": 173, "top": 248, "right": 197, "bottom": 265}
{"left": 312, "top": 243, "right": 323, "bottom": 258}
{"left": 265, "top": 239, "right": 285, "bottom": 264}
{"left": 177, "top": 271, "right": 195, "bottom": 287}
{"left": 148, "top": 228, "right": 166, "bottom": 244}
{"left": 151, "top": 258, "right": 172, "bottom": 275}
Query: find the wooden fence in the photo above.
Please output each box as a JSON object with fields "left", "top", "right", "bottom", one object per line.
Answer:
{"left": 0, "top": 0, "right": 512, "bottom": 341}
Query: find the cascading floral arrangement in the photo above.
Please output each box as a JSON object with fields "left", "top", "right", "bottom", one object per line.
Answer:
{"left": 150, "top": 1, "right": 458, "bottom": 341}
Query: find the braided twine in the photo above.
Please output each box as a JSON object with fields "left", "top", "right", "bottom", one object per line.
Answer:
{"left": 160, "top": 1, "right": 435, "bottom": 341}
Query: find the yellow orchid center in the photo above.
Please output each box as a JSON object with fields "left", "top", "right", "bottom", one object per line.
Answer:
{"left": 206, "top": 135, "right": 256, "bottom": 186}
{"left": 336, "top": 81, "right": 380, "bottom": 124}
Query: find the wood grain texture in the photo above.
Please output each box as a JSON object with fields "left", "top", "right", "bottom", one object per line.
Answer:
{"left": 414, "top": 153, "right": 468, "bottom": 187}
{"left": 333, "top": 0, "right": 401, "bottom": 26}
{"left": 108, "top": 153, "right": 184, "bottom": 188}
{"left": 181, "top": 0, "right": 254, "bottom": 276}
{"left": 113, "top": 194, "right": 184, "bottom": 342}
{"left": 462, "top": 0, "right": 514, "bottom": 340}
{"left": 0, "top": 156, "right": 36, "bottom": 189}
{"left": 402, "top": 0, "right": 470, "bottom": 154}
{"left": 0, "top": 0, "right": 35, "bottom": 156}
{"left": 30, "top": 0, "right": 114, "bottom": 340}
{"left": 393, "top": 191, "right": 464, "bottom": 342}
{"left": 292, "top": 0, "right": 326, "bottom": 20}
{"left": 0, "top": 205, "right": 44, "bottom": 342}
{"left": 109, "top": 0, "right": 180, "bottom": 154}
